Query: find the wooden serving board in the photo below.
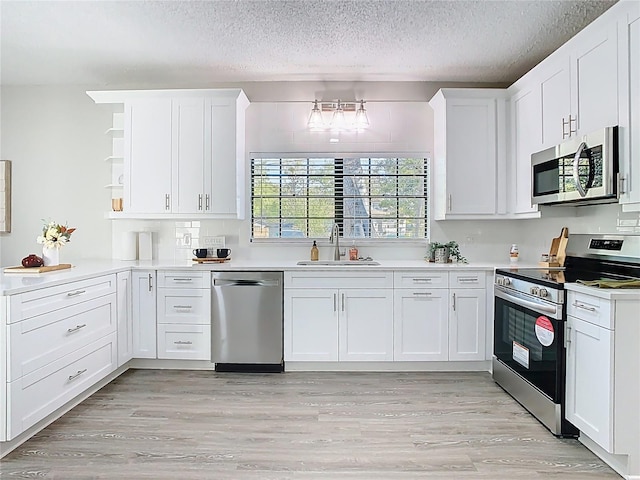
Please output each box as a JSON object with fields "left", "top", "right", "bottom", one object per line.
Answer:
{"left": 192, "top": 257, "right": 230, "bottom": 263}
{"left": 4, "top": 263, "right": 72, "bottom": 274}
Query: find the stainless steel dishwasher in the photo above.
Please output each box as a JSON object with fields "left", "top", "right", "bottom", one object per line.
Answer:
{"left": 211, "top": 271, "right": 284, "bottom": 372}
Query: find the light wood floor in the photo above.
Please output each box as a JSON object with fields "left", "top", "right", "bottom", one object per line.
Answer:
{"left": 0, "top": 370, "right": 619, "bottom": 479}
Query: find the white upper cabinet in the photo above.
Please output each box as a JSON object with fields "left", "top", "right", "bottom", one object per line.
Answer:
{"left": 87, "top": 89, "right": 249, "bottom": 219}
{"left": 619, "top": 1, "right": 640, "bottom": 209}
{"left": 125, "top": 98, "right": 173, "bottom": 214}
{"left": 507, "top": 85, "right": 542, "bottom": 217}
{"left": 429, "top": 88, "right": 507, "bottom": 220}
{"left": 538, "top": 54, "right": 572, "bottom": 148}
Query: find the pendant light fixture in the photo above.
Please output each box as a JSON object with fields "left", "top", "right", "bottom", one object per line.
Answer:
{"left": 330, "top": 100, "right": 347, "bottom": 130}
{"left": 307, "top": 100, "right": 324, "bottom": 130}
{"left": 354, "top": 100, "right": 369, "bottom": 130}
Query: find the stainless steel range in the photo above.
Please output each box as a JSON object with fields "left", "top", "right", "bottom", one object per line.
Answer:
{"left": 492, "top": 234, "right": 640, "bottom": 437}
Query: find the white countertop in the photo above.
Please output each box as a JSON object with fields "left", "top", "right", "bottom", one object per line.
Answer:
{"left": 565, "top": 282, "right": 640, "bottom": 300}
{"left": 0, "top": 258, "right": 522, "bottom": 296}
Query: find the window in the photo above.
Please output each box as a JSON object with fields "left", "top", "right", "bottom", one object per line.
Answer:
{"left": 251, "top": 156, "right": 428, "bottom": 240}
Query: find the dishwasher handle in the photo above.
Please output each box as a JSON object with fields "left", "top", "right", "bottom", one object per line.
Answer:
{"left": 213, "top": 278, "right": 280, "bottom": 287}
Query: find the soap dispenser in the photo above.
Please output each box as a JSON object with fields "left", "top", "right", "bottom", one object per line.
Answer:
{"left": 311, "top": 241, "right": 319, "bottom": 261}
{"left": 349, "top": 241, "right": 358, "bottom": 261}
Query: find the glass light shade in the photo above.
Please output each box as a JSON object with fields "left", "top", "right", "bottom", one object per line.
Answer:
{"left": 307, "top": 100, "right": 324, "bottom": 130}
{"left": 354, "top": 101, "right": 369, "bottom": 129}
{"left": 330, "top": 102, "right": 347, "bottom": 130}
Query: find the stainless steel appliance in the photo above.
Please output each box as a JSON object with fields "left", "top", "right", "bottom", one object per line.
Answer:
{"left": 212, "top": 271, "right": 284, "bottom": 372}
{"left": 493, "top": 234, "right": 640, "bottom": 437}
{"left": 531, "top": 126, "right": 619, "bottom": 206}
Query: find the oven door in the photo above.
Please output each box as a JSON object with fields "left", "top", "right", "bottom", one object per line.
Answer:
{"left": 493, "top": 286, "right": 565, "bottom": 403}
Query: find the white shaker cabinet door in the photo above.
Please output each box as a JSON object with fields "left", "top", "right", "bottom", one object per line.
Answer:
{"left": 132, "top": 270, "right": 157, "bottom": 359}
{"left": 125, "top": 98, "right": 172, "bottom": 214}
{"left": 393, "top": 289, "right": 449, "bottom": 361}
{"left": 116, "top": 270, "right": 133, "bottom": 367}
{"left": 284, "top": 289, "right": 338, "bottom": 361}
{"left": 448, "top": 288, "right": 486, "bottom": 361}
{"left": 565, "top": 315, "right": 614, "bottom": 452}
{"left": 539, "top": 55, "right": 572, "bottom": 148}
{"left": 339, "top": 289, "right": 393, "bottom": 361}
{"left": 173, "top": 97, "right": 206, "bottom": 214}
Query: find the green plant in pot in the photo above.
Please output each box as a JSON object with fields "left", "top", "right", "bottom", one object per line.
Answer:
{"left": 427, "top": 241, "right": 468, "bottom": 263}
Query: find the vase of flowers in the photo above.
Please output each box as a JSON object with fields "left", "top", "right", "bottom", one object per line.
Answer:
{"left": 36, "top": 220, "right": 76, "bottom": 266}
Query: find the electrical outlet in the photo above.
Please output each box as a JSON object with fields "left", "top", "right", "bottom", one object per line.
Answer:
{"left": 183, "top": 233, "right": 192, "bottom": 246}
{"left": 203, "top": 236, "right": 225, "bottom": 247}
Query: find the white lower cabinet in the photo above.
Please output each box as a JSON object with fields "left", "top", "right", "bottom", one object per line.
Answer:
{"left": 566, "top": 314, "right": 613, "bottom": 449}
{"left": 156, "top": 271, "right": 211, "bottom": 361}
{"left": 565, "top": 287, "right": 640, "bottom": 479}
{"left": 2, "top": 274, "right": 118, "bottom": 441}
{"left": 116, "top": 270, "right": 133, "bottom": 367}
{"left": 132, "top": 270, "right": 157, "bottom": 358}
{"left": 284, "top": 289, "right": 338, "bottom": 361}
{"left": 393, "top": 288, "right": 448, "bottom": 361}
{"left": 284, "top": 272, "right": 393, "bottom": 362}
{"left": 449, "top": 288, "right": 486, "bottom": 361}
{"left": 339, "top": 289, "right": 393, "bottom": 361}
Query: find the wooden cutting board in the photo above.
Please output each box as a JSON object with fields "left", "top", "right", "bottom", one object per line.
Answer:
{"left": 4, "top": 263, "right": 72, "bottom": 274}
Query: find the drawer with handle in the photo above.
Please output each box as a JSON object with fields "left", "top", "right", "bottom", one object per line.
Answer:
{"left": 9, "top": 274, "right": 117, "bottom": 324}
{"left": 567, "top": 290, "right": 613, "bottom": 329}
{"left": 157, "top": 324, "right": 211, "bottom": 360}
{"left": 450, "top": 271, "right": 486, "bottom": 288}
{"left": 157, "top": 288, "right": 211, "bottom": 324}
{"left": 394, "top": 271, "right": 448, "bottom": 289}
{"left": 157, "top": 271, "right": 210, "bottom": 289}
{"left": 8, "top": 293, "right": 116, "bottom": 381}
{"left": 6, "top": 332, "right": 117, "bottom": 440}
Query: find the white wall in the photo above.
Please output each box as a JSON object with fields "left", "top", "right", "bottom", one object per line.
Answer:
{"left": 2, "top": 83, "right": 639, "bottom": 267}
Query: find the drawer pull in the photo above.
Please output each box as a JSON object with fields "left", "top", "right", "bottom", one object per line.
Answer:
{"left": 173, "top": 305, "right": 193, "bottom": 310}
{"left": 67, "top": 324, "right": 87, "bottom": 333}
{"left": 174, "top": 340, "right": 193, "bottom": 345}
{"left": 572, "top": 301, "right": 597, "bottom": 312}
{"left": 413, "top": 292, "right": 433, "bottom": 296}
{"left": 457, "top": 277, "right": 479, "bottom": 282}
{"left": 171, "top": 278, "right": 194, "bottom": 282}
{"left": 66, "top": 290, "right": 86, "bottom": 297}
{"left": 68, "top": 369, "right": 87, "bottom": 381}
{"left": 412, "top": 278, "right": 432, "bottom": 283}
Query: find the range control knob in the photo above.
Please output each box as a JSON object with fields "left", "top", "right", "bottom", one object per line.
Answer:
{"left": 495, "top": 277, "right": 504, "bottom": 286}
{"left": 530, "top": 286, "right": 540, "bottom": 296}
{"left": 502, "top": 277, "right": 511, "bottom": 287}
{"left": 539, "top": 288, "right": 549, "bottom": 298}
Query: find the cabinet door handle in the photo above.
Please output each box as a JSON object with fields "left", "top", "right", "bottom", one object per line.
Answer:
{"left": 67, "top": 324, "right": 87, "bottom": 333}
{"left": 341, "top": 293, "right": 345, "bottom": 312}
{"left": 569, "top": 114, "right": 577, "bottom": 135}
{"left": 205, "top": 194, "right": 210, "bottom": 210}
{"left": 174, "top": 340, "right": 193, "bottom": 345}
{"left": 572, "top": 301, "right": 597, "bottom": 312}
{"left": 148, "top": 274, "right": 153, "bottom": 292}
{"left": 198, "top": 194, "right": 203, "bottom": 210}
{"left": 66, "top": 290, "right": 86, "bottom": 297}
{"left": 448, "top": 194, "right": 452, "bottom": 212}
{"left": 68, "top": 369, "right": 87, "bottom": 382}
{"left": 619, "top": 174, "right": 626, "bottom": 195}
{"left": 413, "top": 292, "right": 432, "bottom": 296}
{"left": 333, "top": 293, "right": 337, "bottom": 312}
{"left": 165, "top": 194, "right": 170, "bottom": 210}
{"left": 452, "top": 293, "right": 456, "bottom": 311}
{"left": 562, "top": 117, "right": 570, "bottom": 138}
{"left": 173, "top": 305, "right": 193, "bottom": 310}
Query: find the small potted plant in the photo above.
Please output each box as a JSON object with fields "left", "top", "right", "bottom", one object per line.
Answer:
{"left": 427, "top": 241, "right": 468, "bottom": 263}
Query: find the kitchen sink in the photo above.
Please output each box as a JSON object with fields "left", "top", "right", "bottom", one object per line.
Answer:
{"left": 297, "top": 260, "right": 380, "bottom": 266}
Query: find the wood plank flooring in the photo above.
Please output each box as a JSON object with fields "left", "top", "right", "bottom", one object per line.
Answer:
{"left": 0, "top": 370, "right": 620, "bottom": 479}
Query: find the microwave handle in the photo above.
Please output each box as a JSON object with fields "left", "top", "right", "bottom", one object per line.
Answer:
{"left": 572, "top": 142, "right": 588, "bottom": 197}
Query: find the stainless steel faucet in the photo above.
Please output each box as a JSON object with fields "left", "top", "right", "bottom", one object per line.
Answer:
{"left": 329, "top": 222, "right": 342, "bottom": 260}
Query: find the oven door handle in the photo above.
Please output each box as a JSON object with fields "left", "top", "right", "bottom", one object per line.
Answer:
{"left": 495, "top": 287, "right": 561, "bottom": 318}
{"left": 572, "top": 141, "right": 589, "bottom": 197}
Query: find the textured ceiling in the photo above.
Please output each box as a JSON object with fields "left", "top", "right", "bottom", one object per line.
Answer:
{"left": 0, "top": 0, "right": 617, "bottom": 88}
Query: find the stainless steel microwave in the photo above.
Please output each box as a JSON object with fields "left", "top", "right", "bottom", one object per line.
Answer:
{"left": 531, "top": 126, "right": 619, "bottom": 206}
